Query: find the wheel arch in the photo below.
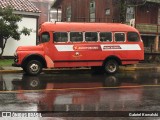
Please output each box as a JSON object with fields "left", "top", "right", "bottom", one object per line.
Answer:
{"left": 103, "top": 56, "right": 122, "bottom": 66}
{"left": 22, "top": 54, "right": 47, "bottom": 68}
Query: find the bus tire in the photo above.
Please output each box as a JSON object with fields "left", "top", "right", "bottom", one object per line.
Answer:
{"left": 22, "top": 66, "right": 27, "bottom": 73}
{"left": 104, "top": 60, "right": 119, "bottom": 74}
{"left": 26, "top": 60, "right": 42, "bottom": 76}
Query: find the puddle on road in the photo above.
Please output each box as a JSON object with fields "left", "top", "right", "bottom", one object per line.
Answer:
{"left": 0, "top": 71, "right": 160, "bottom": 92}
{"left": 0, "top": 72, "right": 160, "bottom": 115}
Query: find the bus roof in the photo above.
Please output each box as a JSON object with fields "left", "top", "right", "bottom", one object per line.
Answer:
{"left": 40, "top": 22, "right": 139, "bottom": 33}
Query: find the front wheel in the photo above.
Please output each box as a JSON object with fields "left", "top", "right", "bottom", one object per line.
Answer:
{"left": 26, "top": 60, "right": 42, "bottom": 76}
{"left": 104, "top": 60, "right": 119, "bottom": 74}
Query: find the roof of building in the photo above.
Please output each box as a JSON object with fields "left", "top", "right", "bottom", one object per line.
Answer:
{"left": 0, "top": 0, "right": 41, "bottom": 13}
{"left": 30, "top": 0, "right": 54, "bottom": 3}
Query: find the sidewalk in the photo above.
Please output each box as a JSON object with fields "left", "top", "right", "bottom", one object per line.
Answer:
{"left": 0, "top": 63, "right": 160, "bottom": 73}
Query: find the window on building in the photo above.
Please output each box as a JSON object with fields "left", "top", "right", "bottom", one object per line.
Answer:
{"left": 127, "top": 32, "right": 139, "bottom": 42}
{"left": 53, "top": 32, "right": 68, "bottom": 42}
{"left": 90, "top": 0, "right": 96, "bottom": 22}
{"left": 105, "top": 8, "right": 111, "bottom": 16}
{"left": 41, "top": 32, "right": 50, "bottom": 43}
{"left": 100, "top": 32, "right": 112, "bottom": 42}
{"left": 66, "top": 6, "right": 71, "bottom": 22}
{"left": 70, "top": 32, "right": 83, "bottom": 42}
{"left": 50, "top": 10, "right": 62, "bottom": 22}
{"left": 85, "top": 32, "right": 98, "bottom": 42}
{"left": 126, "top": 7, "right": 135, "bottom": 22}
{"left": 115, "top": 33, "right": 125, "bottom": 42}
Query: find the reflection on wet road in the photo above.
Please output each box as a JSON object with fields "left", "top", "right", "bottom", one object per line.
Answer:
{"left": 0, "top": 70, "right": 160, "bottom": 92}
{"left": 0, "top": 70, "right": 160, "bottom": 119}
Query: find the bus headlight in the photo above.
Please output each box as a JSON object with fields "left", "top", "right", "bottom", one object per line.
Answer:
{"left": 14, "top": 52, "right": 18, "bottom": 63}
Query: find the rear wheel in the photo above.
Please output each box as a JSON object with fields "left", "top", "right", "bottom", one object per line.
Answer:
{"left": 104, "top": 60, "right": 119, "bottom": 74}
{"left": 26, "top": 60, "right": 42, "bottom": 75}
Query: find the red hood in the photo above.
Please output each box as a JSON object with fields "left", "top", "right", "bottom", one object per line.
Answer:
{"left": 16, "top": 45, "right": 43, "bottom": 52}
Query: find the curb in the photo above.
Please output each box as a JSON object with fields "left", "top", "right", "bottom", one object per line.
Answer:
{"left": 119, "top": 67, "right": 136, "bottom": 71}
{"left": 0, "top": 67, "right": 91, "bottom": 73}
{"left": 0, "top": 70, "right": 23, "bottom": 73}
{"left": 120, "top": 67, "right": 158, "bottom": 71}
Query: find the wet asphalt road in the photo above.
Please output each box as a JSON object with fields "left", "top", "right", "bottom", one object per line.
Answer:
{"left": 0, "top": 70, "right": 160, "bottom": 120}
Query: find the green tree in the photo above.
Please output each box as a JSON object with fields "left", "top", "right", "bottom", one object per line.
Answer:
{"left": 0, "top": 7, "right": 31, "bottom": 58}
{"left": 120, "top": 0, "right": 126, "bottom": 23}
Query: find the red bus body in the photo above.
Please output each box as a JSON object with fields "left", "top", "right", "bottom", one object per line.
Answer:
{"left": 13, "top": 22, "right": 144, "bottom": 75}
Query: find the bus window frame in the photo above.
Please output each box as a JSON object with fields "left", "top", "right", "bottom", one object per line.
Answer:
{"left": 70, "top": 32, "right": 83, "bottom": 43}
{"left": 53, "top": 32, "right": 69, "bottom": 43}
{"left": 99, "top": 32, "right": 113, "bottom": 42}
{"left": 82, "top": 32, "right": 85, "bottom": 42}
{"left": 41, "top": 32, "right": 50, "bottom": 43}
{"left": 84, "top": 32, "right": 98, "bottom": 42}
{"left": 114, "top": 32, "right": 126, "bottom": 42}
{"left": 127, "top": 32, "right": 140, "bottom": 42}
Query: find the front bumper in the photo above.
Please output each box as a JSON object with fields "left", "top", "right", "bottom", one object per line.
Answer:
{"left": 12, "top": 52, "right": 21, "bottom": 67}
{"left": 12, "top": 63, "right": 21, "bottom": 67}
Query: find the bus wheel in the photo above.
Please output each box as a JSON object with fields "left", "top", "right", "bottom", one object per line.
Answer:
{"left": 22, "top": 66, "right": 27, "bottom": 73}
{"left": 26, "top": 60, "right": 42, "bottom": 75}
{"left": 104, "top": 60, "right": 119, "bottom": 74}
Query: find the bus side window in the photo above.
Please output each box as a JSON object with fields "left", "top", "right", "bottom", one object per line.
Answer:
{"left": 70, "top": 32, "right": 83, "bottom": 42}
{"left": 41, "top": 32, "right": 50, "bottom": 43}
{"left": 53, "top": 32, "right": 68, "bottom": 42}
{"left": 100, "top": 32, "right": 112, "bottom": 42}
{"left": 85, "top": 32, "right": 98, "bottom": 42}
{"left": 127, "top": 32, "right": 139, "bottom": 42}
{"left": 115, "top": 33, "right": 125, "bottom": 42}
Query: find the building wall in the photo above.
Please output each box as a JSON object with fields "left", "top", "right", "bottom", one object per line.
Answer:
{"left": 32, "top": 1, "right": 50, "bottom": 25}
{"left": 59, "top": 0, "right": 120, "bottom": 22}
{"left": 3, "top": 17, "right": 37, "bottom": 56}
{"left": 71, "top": 0, "right": 90, "bottom": 22}
{"left": 135, "top": 3, "right": 159, "bottom": 52}
{"left": 136, "top": 3, "right": 158, "bottom": 24}
{"left": 58, "top": 0, "right": 159, "bottom": 24}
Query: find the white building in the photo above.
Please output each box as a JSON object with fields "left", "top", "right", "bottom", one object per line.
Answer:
{"left": 0, "top": 0, "right": 41, "bottom": 56}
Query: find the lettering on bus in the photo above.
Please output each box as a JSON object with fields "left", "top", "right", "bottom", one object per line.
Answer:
{"left": 73, "top": 45, "right": 101, "bottom": 51}
{"left": 103, "top": 45, "right": 121, "bottom": 50}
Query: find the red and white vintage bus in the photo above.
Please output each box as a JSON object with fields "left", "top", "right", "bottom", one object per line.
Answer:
{"left": 13, "top": 22, "right": 144, "bottom": 75}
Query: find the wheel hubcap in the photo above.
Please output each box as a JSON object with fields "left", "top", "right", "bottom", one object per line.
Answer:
{"left": 30, "top": 80, "right": 39, "bottom": 87}
{"left": 107, "top": 63, "right": 116, "bottom": 72}
{"left": 30, "top": 64, "right": 39, "bottom": 72}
